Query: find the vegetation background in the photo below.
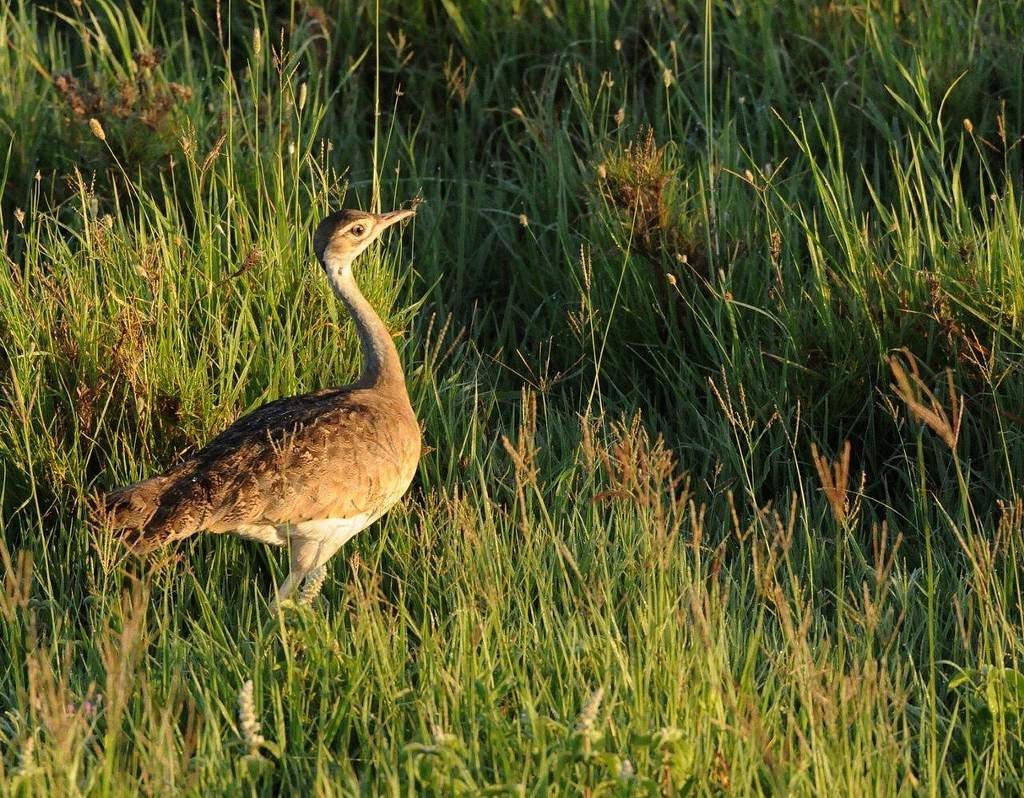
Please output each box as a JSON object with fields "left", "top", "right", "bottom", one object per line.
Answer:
{"left": 1, "top": 0, "right": 1023, "bottom": 793}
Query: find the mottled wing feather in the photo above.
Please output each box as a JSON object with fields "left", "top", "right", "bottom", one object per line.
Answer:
{"left": 112, "top": 387, "right": 418, "bottom": 546}
{"left": 202, "top": 400, "right": 383, "bottom": 527}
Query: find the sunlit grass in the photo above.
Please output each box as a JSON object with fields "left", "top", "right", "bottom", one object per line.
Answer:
{"left": 2, "top": 0, "right": 1024, "bottom": 794}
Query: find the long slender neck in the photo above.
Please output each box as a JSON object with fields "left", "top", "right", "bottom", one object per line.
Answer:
{"left": 326, "top": 261, "right": 406, "bottom": 391}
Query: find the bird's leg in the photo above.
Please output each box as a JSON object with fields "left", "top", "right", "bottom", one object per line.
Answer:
{"left": 274, "top": 533, "right": 347, "bottom": 606}
{"left": 270, "top": 524, "right": 304, "bottom": 606}
{"left": 274, "top": 572, "right": 303, "bottom": 604}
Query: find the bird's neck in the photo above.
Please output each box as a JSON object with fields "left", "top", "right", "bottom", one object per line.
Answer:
{"left": 327, "top": 263, "right": 406, "bottom": 391}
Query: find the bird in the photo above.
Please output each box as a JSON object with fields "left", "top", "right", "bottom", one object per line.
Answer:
{"left": 100, "top": 206, "right": 421, "bottom": 603}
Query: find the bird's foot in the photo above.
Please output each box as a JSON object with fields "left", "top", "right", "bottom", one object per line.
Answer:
{"left": 270, "top": 565, "right": 328, "bottom": 612}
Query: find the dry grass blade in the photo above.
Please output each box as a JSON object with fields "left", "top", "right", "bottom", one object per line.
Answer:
{"left": 888, "top": 349, "right": 962, "bottom": 450}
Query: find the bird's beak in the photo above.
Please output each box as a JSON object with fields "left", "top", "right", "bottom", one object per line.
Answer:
{"left": 376, "top": 208, "right": 416, "bottom": 231}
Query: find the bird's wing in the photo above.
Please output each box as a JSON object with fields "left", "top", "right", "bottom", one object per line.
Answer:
{"left": 108, "top": 387, "right": 415, "bottom": 547}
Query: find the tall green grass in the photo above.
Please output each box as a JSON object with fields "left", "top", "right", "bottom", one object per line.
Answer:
{"left": 2, "top": 0, "right": 1024, "bottom": 793}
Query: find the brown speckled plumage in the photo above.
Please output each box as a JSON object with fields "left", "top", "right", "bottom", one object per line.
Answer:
{"left": 101, "top": 207, "right": 421, "bottom": 602}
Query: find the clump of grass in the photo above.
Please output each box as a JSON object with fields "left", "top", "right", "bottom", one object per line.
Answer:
{"left": 596, "top": 127, "right": 706, "bottom": 277}
{"left": 52, "top": 48, "right": 194, "bottom": 176}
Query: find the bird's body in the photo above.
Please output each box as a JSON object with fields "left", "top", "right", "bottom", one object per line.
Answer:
{"left": 102, "top": 207, "right": 420, "bottom": 602}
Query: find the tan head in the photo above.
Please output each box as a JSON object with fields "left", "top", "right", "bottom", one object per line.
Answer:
{"left": 313, "top": 207, "right": 416, "bottom": 272}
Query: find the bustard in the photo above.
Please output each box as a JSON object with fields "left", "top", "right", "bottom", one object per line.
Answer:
{"left": 101, "top": 207, "right": 421, "bottom": 603}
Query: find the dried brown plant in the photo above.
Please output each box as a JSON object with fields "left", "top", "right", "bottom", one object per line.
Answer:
{"left": 596, "top": 127, "right": 706, "bottom": 279}
{"left": 581, "top": 413, "right": 688, "bottom": 569}
{"left": 52, "top": 52, "right": 194, "bottom": 172}
{"left": 924, "top": 272, "right": 991, "bottom": 377}
{"left": 584, "top": 413, "right": 683, "bottom": 514}
{"left": 811, "top": 440, "right": 853, "bottom": 525}
{"left": 443, "top": 46, "right": 475, "bottom": 104}
{"left": 889, "top": 349, "right": 962, "bottom": 450}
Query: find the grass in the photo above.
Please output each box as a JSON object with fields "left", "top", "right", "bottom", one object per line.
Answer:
{"left": 1, "top": 0, "right": 1023, "bottom": 793}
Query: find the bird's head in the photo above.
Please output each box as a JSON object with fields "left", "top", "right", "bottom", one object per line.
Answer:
{"left": 313, "top": 207, "right": 416, "bottom": 273}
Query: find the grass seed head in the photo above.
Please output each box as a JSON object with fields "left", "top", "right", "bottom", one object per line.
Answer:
{"left": 770, "top": 229, "right": 782, "bottom": 265}
{"left": 237, "top": 680, "right": 265, "bottom": 756}
{"left": 889, "top": 350, "right": 962, "bottom": 450}
{"left": 575, "top": 686, "right": 604, "bottom": 732}
{"left": 811, "top": 440, "right": 853, "bottom": 525}
{"left": 16, "top": 735, "right": 36, "bottom": 777}
{"left": 298, "top": 565, "right": 327, "bottom": 606}
{"left": 574, "top": 687, "right": 604, "bottom": 757}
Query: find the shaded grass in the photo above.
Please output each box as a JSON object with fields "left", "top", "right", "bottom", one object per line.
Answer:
{"left": 2, "top": 0, "right": 1024, "bottom": 793}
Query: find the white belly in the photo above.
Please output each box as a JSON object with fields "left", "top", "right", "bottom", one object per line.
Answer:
{"left": 293, "top": 513, "right": 373, "bottom": 546}
{"left": 235, "top": 513, "right": 373, "bottom": 548}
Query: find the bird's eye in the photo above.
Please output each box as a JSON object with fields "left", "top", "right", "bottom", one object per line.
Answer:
{"left": 350, "top": 225, "right": 366, "bottom": 237}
